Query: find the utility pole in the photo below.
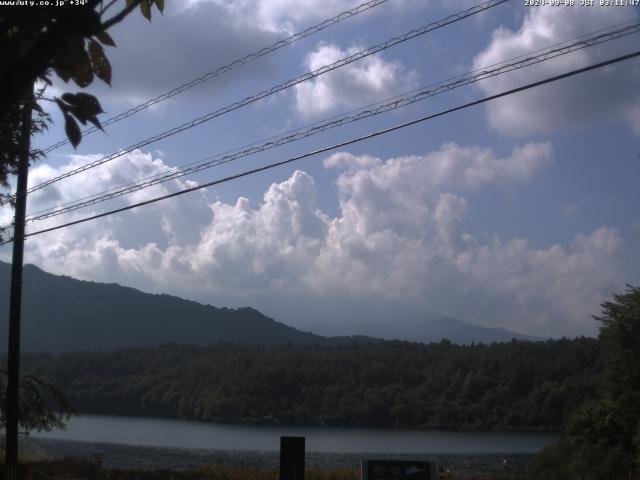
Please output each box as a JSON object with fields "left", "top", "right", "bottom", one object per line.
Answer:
{"left": 5, "top": 89, "right": 33, "bottom": 480}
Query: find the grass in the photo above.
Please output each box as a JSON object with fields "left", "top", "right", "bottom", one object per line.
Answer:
{"left": 0, "top": 458, "right": 522, "bottom": 480}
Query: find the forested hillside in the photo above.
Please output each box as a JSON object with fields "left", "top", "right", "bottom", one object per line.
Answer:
{"left": 0, "top": 262, "right": 534, "bottom": 351}
{"left": 22, "top": 338, "right": 600, "bottom": 432}
{"left": 0, "top": 262, "right": 328, "bottom": 351}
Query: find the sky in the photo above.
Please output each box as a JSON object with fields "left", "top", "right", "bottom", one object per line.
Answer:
{"left": 1, "top": 0, "right": 639, "bottom": 339}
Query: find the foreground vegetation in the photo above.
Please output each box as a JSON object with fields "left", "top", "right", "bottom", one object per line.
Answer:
{"left": 526, "top": 286, "right": 640, "bottom": 479}
{"left": 0, "top": 457, "right": 522, "bottom": 480}
{"left": 21, "top": 336, "right": 601, "bottom": 432}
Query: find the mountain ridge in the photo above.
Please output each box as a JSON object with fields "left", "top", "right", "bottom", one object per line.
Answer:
{"left": 0, "top": 261, "right": 541, "bottom": 352}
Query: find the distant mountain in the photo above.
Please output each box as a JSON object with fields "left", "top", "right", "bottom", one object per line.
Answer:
{"left": 414, "top": 316, "right": 543, "bottom": 344}
{"left": 0, "top": 261, "right": 541, "bottom": 352}
{"left": 0, "top": 262, "right": 333, "bottom": 353}
{"left": 359, "top": 314, "right": 543, "bottom": 344}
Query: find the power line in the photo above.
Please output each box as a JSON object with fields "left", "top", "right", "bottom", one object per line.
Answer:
{"left": 28, "top": 18, "right": 638, "bottom": 226}
{"left": 3, "top": 0, "right": 508, "bottom": 207}
{"left": 23, "top": 21, "right": 640, "bottom": 224}
{"left": 39, "top": 0, "right": 392, "bottom": 155}
{"left": 8, "top": 19, "right": 639, "bottom": 230}
{"left": 27, "top": 18, "right": 639, "bottom": 222}
{"left": 2, "top": 49, "right": 637, "bottom": 246}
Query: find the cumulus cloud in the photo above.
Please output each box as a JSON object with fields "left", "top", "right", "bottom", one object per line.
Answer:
{"left": 7, "top": 143, "right": 624, "bottom": 338}
{"left": 184, "top": 0, "right": 372, "bottom": 34}
{"left": 472, "top": 5, "right": 640, "bottom": 136}
{"left": 314, "top": 145, "right": 619, "bottom": 336}
{"left": 294, "top": 42, "right": 418, "bottom": 117}
{"left": 8, "top": 150, "right": 212, "bottom": 267}
{"left": 324, "top": 142, "right": 553, "bottom": 188}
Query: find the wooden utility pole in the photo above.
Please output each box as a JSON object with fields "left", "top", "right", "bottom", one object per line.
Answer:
{"left": 5, "top": 91, "right": 33, "bottom": 480}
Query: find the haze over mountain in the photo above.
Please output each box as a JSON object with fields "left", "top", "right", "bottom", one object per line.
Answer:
{"left": 0, "top": 261, "right": 540, "bottom": 353}
{"left": 365, "top": 315, "right": 543, "bottom": 344}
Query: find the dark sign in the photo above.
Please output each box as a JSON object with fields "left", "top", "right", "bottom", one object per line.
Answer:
{"left": 280, "top": 436, "right": 305, "bottom": 480}
{"left": 361, "top": 460, "right": 434, "bottom": 480}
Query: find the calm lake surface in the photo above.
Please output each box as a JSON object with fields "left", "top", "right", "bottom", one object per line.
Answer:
{"left": 33, "top": 414, "right": 556, "bottom": 454}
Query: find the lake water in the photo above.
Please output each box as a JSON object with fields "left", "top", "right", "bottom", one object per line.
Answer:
{"left": 32, "top": 414, "right": 556, "bottom": 454}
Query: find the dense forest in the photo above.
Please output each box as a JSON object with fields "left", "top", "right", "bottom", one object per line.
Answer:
{"left": 21, "top": 337, "right": 600, "bottom": 432}
{"left": 528, "top": 286, "right": 640, "bottom": 479}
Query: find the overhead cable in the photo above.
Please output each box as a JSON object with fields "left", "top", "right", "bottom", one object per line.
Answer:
{"left": 39, "top": 0, "right": 392, "bottom": 155}
{"left": 23, "top": 22, "right": 640, "bottom": 223}
{"left": 4, "top": 0, "right": 508, "bottom": 207}
{"left": 2, "top": 49, "right": 637, "bottom": 246}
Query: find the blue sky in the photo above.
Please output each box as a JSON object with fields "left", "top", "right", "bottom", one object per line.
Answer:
{"left": 2, "top": 0, "right": 639, "bottom": 339}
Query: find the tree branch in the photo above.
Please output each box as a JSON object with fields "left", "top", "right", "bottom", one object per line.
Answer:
{"left": 0, "top": 1, "right": 143, "bottom": 111}
{"left": 100, "top": 0, "right": 143, "bottom": 31}
{"left": 100, "top": 0, "right": 119, "bottom": 15}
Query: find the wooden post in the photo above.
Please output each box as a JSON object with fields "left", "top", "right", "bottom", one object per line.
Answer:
{"left": 280, "top": 436, "right": 305, "bottom": 480}
{"left": 5, "top": 91, "right": 33, "bottom": 480}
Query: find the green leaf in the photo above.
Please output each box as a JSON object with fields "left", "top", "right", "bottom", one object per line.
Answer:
{"left": 54, "top": 97, "right": 70, "bottom": 117}
{"left": 62, "top": 92, "right": 104, "bottom": 117}
{"left": 64, "top": 114, "right": 81, "bottom": 148}
{"left": 59, "top": 92, "right": 105, "bottom": 130}
{"left": 71, "top": 111, "right": 88, "bottom": 126}
{"left": 95, "top": 57, "right": 112, "bottom": 86}
{"left": 89, "top": 39, "right": 112, "bottom": 86}
{"left": 95, "top": 30, "right": 116, "bottom": 47}
{"left": 155, "top": 0, "right": 164, "bottom": 13}
{"left": 60, "top": 93, "right": 76, "bottom": 105}
{"left": 72, "top": 61, "right": 93, "bottom": 88}
{"left": 75, "top": 93, "right": 104, "bottom": 115}
{"left": 87, "top": 115, "right": 104, "bottom": 132}
{"left": 88, "top": 38, "right": 104, "bottom": 62}
{"left": 140, "top": 0, "right": 151, "bottom": 20}
{"left": 83, "top": 9, "right": 102, "bottom": 32}
{"left": 126, "top": 0, "right": 136, "bottom": 6}
{"left": 54, "top": 65, "right": 72, "bottom": 83}
{"left": 64, "top": 36, "right": 93, "bottom": 88}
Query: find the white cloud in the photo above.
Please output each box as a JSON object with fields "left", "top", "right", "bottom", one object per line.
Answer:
{"left": 324, "top": 141, "right": 553, "bottom": 189}
{"left": 14, "top": 150, "right": 212, "bottom": 261}
{"left": 7, "top": 143, "right": 625, "bottom": 338}
{"left": 472, "top": 5, "right": 640, "bottom": 136}
{"left": 184, "top": 0, "right": 368, "bottom": 34}
{"left": 294, "top": 42, "right": 418, "bottom": 117}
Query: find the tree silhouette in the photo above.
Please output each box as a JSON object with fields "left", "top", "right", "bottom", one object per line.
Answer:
{"left": 0, "top": 369, "right": 72, "bottom": 433}
{"left": 531, "top": 285, "right": 640, "bottom": 479}
{"left": 0, "top": 0, "right": 164, "bottom": 209}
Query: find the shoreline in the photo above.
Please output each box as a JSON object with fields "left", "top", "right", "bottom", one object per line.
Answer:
{"left": 59, "top": 411, "right": 561, "bottom": 434}
{"left": 24, "top": 437, "right": 535, "bottom": 476}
